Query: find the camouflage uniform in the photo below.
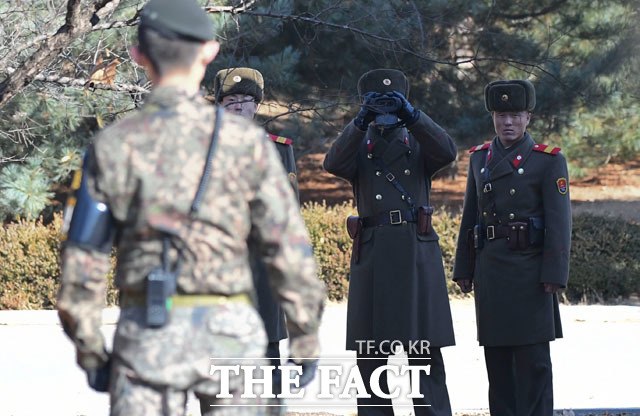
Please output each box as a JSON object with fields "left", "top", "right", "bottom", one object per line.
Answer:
{"left": 57, "top": 3, "right": 324, "bottom": 414}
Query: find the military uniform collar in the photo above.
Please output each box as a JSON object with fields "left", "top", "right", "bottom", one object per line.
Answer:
{"left": 143, "top": 86, "right": 207, "bottom": 108}
{"left": 487, "top": 132, "right": 535, "bottom": 181}
{"left": 367, "top": 126, "right": 411, "bottom": 166}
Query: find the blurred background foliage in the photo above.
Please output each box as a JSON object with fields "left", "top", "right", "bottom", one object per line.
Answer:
{"left": 1, "top": 0, "right": 639, "bottom": 221}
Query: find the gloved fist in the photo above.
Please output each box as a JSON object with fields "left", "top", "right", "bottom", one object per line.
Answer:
{"left": 456, "top": 279, "right": 473, "bottom": 294}
{"left": 388, "top": 91, "right": 419, "bottom": 126}
{"left": 289, "top": 359, "right": 319, "bottom": 388}
{"left": 354, "top": 92, "right": 382, "bottom": 131}
{"left": 86, "top": 357, "right": 111, "bottom": 393}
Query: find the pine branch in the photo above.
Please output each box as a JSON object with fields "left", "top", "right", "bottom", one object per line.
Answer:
{"left": 0, "top": 0, "right": 121, "bottom": 108}
{"left": 4, "top": 67, "right": 149, "bottom": 94}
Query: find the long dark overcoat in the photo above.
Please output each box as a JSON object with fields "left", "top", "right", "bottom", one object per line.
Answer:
{"left": 452, "top": 133, "right": 571, "bottom": 346}
{"left": 324, "top": 113, "right": 457, "bottom": 350}
{"left": 251, "top": 134, "right": 298, "bottom": 342}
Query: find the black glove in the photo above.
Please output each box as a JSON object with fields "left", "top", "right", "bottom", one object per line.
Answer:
{"left": 388, "top": 91, "right": 420, "bottom": 126}
{"left": 86, "top": 358, "right": 111, "bottom": 392}
{"left": 289, "top": 359, "right": 318, "bottom": 388}
{"left": 354, "top": 92, "right": 382, "bottom": 131}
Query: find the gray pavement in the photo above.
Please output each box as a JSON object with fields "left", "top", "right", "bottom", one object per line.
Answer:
{"left": 0, "top": 300, "right": 639, "bottom": 415}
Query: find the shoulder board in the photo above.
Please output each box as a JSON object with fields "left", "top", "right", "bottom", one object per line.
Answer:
{"left": 468, "top": 143, "right": 491, "bottom": 153}
{"left": 532, "top": 143, "right": 561, "bottom": 155}
{"left": 267, "top": 133, "right": 292, "bottom": 146}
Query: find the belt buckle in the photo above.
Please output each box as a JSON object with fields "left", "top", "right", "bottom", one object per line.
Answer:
{"left": 486, "top": 225, "right": 495, "bottom": 240}
{"left": 385, "top": 172, "right": 395, "bottom": 182}
{"left": 389, "top": 210, "right": 402, "bottom": 225}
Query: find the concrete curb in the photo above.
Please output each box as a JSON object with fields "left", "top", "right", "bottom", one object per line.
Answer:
{"left": 0, "top": 308, "right": 120, "bottom": 326}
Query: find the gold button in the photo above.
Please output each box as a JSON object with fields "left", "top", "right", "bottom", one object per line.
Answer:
{"left": 376, "top": 171, "right": 381, "bottom": 176}
{"left": 510, "top": 188, "right": 516, "bottom": 195}
{"left": 518, "top": 168, "right": 524, "bottom": 175}
{"left": 509, "top": 213, "right": 515, "bottom": 220}
{"left": 376, "top": 194, "right": 382, "bottom": 200}
{"left": 404, "top": 169, "right": 411, "bottom": 175}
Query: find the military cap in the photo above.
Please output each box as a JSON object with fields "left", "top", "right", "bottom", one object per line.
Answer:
{"left": 140, "top": 0, "right": 214, "bottom": 42}
{"left": 484, "top": 79, "right": 536, "bottom": 112}
{"left": 213, "top": 67, "right": 264, "bottom": 103}
{"left": 357, "top": 69, "right": 410, "bottom": 101}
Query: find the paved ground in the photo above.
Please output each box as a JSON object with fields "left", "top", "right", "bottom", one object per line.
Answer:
{"left": 1, "top": 300, "right": 639, "bottom": 415}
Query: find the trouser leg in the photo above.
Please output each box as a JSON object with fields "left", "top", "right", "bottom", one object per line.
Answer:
{"left": 265, "top": 341, "right": 282, "bottom": 395}
{"left": 513, "top": 342, "right": 553, "bottom": 416}
{"left": 110, "top": 362, "right": 187, "bottom": 416}
{"left": 484, "top": 346, "right": 517, "bottom": 416}
{"left": 356, "top": 351, "right": 394, "bottom": 416}
{"left": 408, "top": 348, "right": 452, "bottom": 416}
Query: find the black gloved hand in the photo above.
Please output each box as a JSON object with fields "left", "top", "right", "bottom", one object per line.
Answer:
{"left": 388, "top": 90, "right": 420, "bottom": 126}
{"left": 354, "top": 92, "right": 382, "bottom": 131}
{"left": 289, "top": 359, "right": 318, "bottom": 388}
{"left": 86, "top": 358, "right": 111, "bottom": 392}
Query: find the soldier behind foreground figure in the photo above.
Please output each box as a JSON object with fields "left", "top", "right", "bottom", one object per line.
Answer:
{"left": 213, "top": 67, "right": 298, "bottom": 394}
{"left": 453, "top": 80, "right": 571, "bottom": 416}
{"left": 324, "top": 69, "right": 457, "bottom": 415}
{"left": 56, "top": 0, "right": 325, "bottom": 415}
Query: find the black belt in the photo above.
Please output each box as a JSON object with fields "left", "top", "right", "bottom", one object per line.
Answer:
{"left": 485, "top": 224, "right": 510, "bottom": 241}
{"left": 362, "top": 209, "right": 417, "bottom": 227}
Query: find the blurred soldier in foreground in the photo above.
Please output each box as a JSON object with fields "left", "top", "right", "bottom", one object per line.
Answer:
{"left": 453, "top": 80, "right": 571, "bottom": 415}
{"left": 56, "top": 0, "right": 324, "bottom": 414}
{"left": 213, "top": 67, "right": 298, "bottom": 393}
{"left": 324, "top": 69, "right": 457, "bottom": 415}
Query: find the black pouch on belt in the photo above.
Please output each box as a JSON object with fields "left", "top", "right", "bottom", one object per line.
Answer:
{"left": 507, "top": 222, "right": 528, "bottom": 250}
{"left": 346, "top": 216, "right": 362, "bottom": 264}
{"left": 528, "top": 216, "right": 545, "bottom": 246}
{"left": 417, "top": 206, "right": 433, "bottom": 235}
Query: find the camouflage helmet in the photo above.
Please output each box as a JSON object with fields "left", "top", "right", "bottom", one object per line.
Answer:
{"left": 140, "top": 0, "right": 215, "bottom": 42}
{"left": 357, "top": 69, "right": 410, "bottom": 101}
{"left": 484, "top": 79, "right": 536, "bottom": 112}
{"left": 213, "top": 68, "right": 264, "bottom": 103}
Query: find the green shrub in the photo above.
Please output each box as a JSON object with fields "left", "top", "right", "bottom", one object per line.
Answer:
{"left": 0, "top": 213, "right": 118, "bottom": 310}
{"left": 566, "top": 213, "right": 640, "bottom": 303}
{"left": 0, "top": 215, "right": 61, "bottom": 309}
{"left": 2, "top": 208, "right": 638, "bottom": 309}
{"left": 301, "top": 201, "right": 355, "bottom": 301}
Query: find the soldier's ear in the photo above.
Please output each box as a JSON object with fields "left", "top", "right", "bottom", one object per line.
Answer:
{"left": 129, "top": 45, "right": 149, "bottom": 68}
{"left": 200, "top": 40, "right": 220, "bottom": 65}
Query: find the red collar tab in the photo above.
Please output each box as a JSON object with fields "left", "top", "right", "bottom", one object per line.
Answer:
{"left": 512, "top": 153, "right": 523, "bottom": 167}
{"left": 367, "top": 137, "right": 373, "bottom": 152}
{"left": 469, "top": 143, "right": 491, "bottom": 153}
{"left": 532, "top": 143, "right": 561, "bottom": 155}
{"left": 268, "top": 133, "right": 292, "bottom": 145}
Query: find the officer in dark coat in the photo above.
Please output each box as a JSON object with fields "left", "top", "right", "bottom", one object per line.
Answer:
{"left": 213, "top": 67, "right": 297, "bottom": 375}
{"left": 324, "top": 69, "right": 457, "bottom": 416}
{"left": 453, "top": 80, "right": 571, "bottom": 416}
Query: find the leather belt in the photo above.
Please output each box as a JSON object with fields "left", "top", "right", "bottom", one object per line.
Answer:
{"left": 362, "top": 209, "right": 417, "bottom": 227}
{"left": 485, "top": 224, "right": 510, "bottom": 241}
{"left": 120, "top": 292, "right": 251, "bottom": 308}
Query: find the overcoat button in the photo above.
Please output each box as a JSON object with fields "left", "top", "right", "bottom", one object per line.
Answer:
{"left": 518, "top": 168, "right": 524, "bottom": 175}
{"left": 509, "top": 213, "right": 515, "bottom": 219}
{"left": 367, "top": 153, "right": 373, "bottom": 159}
{"left": 404, "top": 169, "right": 411, "bottom": 175}
{"left": 480, "top": 168, "right": 485, "bottom": 174}
{"left": 376, "top": 171, "right": 381, "bottom": 176}
{"left": 483, "top": 212, "right": 488, "bottom": 217}
{"left": 510, "top": 188, "right": 516, "bottom": 195}
{"left": 376, "top": 194, "right": 383, "bottom": 200}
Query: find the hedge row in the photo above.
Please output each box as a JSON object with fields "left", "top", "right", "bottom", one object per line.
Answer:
{"left": 1, "top": 208, "right": 638, "bottom": 309}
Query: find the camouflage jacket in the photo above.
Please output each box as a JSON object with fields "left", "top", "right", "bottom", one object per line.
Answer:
{"left": 57, "top": 86, "right": 324, "bottom": 369}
